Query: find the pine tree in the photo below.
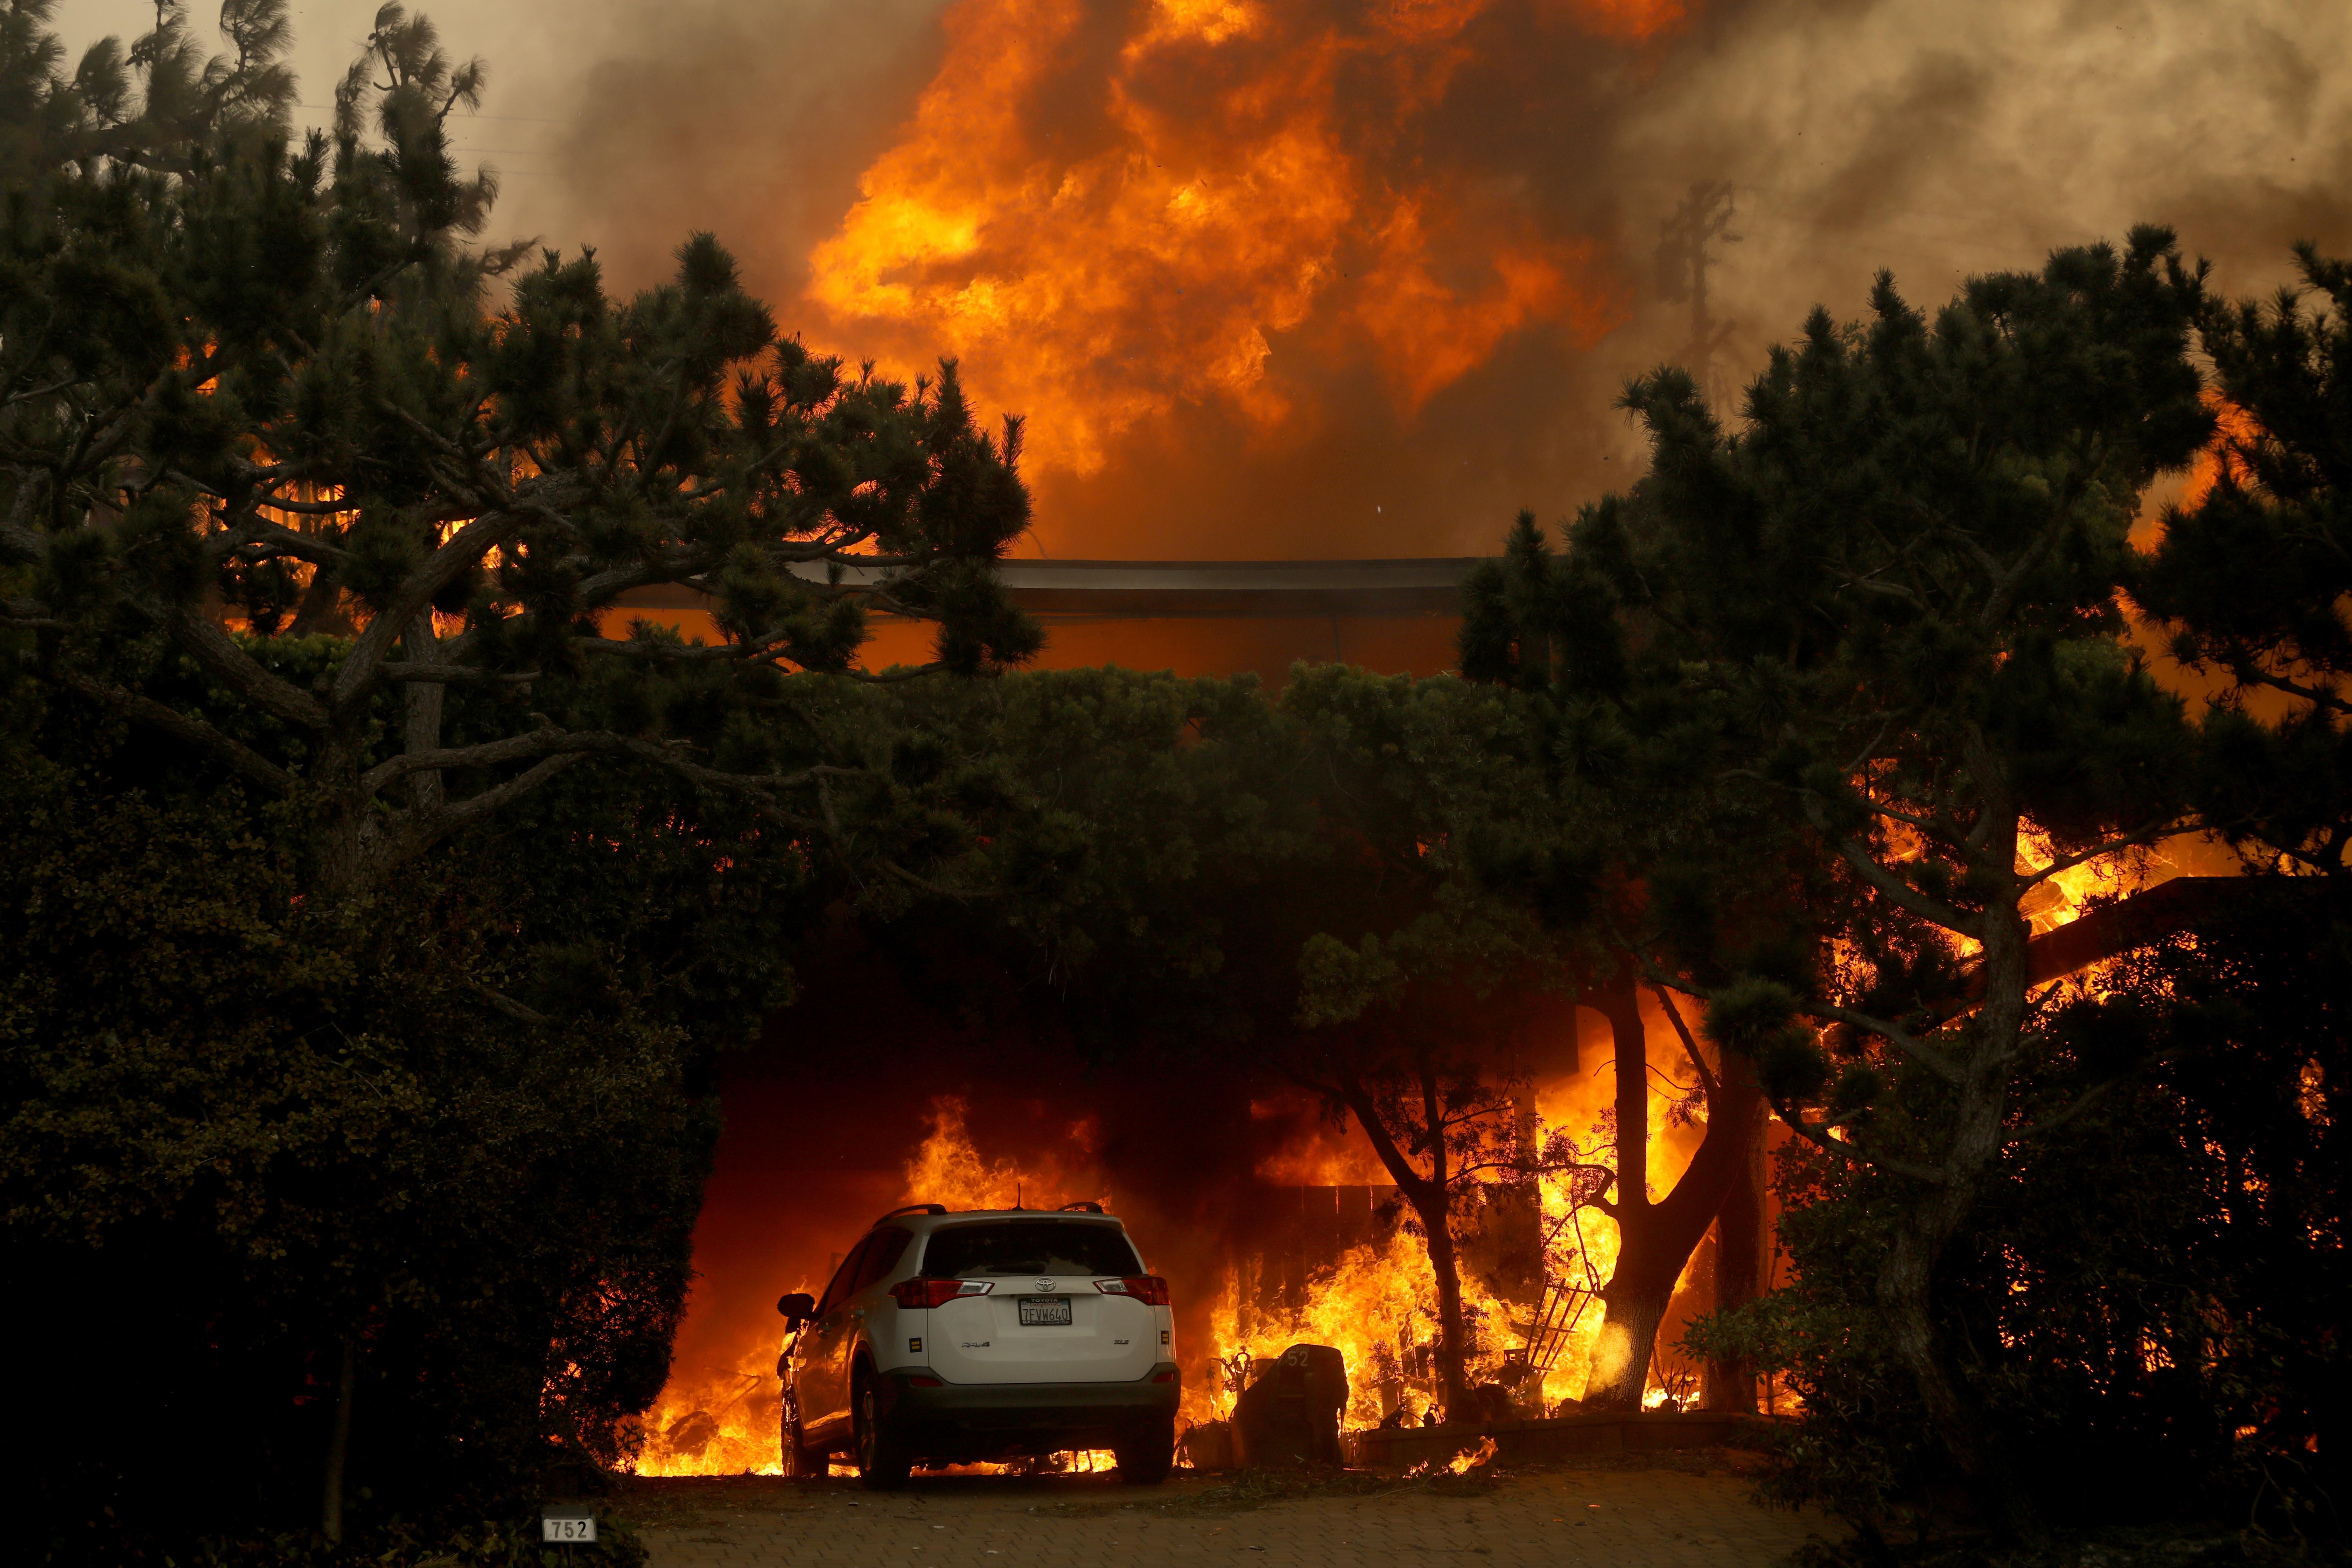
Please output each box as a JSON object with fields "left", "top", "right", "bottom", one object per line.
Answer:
{"left": 2140, "top": 243, "right": 2352, "bottom": 878}
{"left": 0, "top": 0, "right": 1040, "bottom": 916}
{"left": 1465, "top": 231, "right": 2219, "bottom": 1535}
{"left": 0, "top": 4, "right": 1038, "bottom": 1548}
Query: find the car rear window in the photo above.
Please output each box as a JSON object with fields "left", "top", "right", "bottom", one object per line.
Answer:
{"left": 918, "top": 1220, "right": 1144, "bottom": 1279}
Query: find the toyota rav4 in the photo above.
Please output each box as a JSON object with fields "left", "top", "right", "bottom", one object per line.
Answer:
{"left": 775, "top": 1204, "right": 1180, "bottom": 1488}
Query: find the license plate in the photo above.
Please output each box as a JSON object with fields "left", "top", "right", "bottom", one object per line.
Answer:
{"left": 1018, "top": 1297, "right": 1073, "bottom": 1326}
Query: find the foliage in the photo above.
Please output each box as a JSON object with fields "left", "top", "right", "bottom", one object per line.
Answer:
{"left": 1465, "top": 229, "right": 2243, "bottom": 1531}
{"left": 1688, "top": 897, "right": 2348, "bottom": 1545}
{"left": 863, "top": 663, "right": 1316, "bottom": 1054}
{"left": 0, "top": 3, "right": 1039, "bottom": 1559}
{"left": 0, "top": 0, "right": 1038, "bottom": 905}
{"left": 0, "top": 733, "right": 733, "bottom": 1548}
{"left": 1675, "top": 241, "right": 2352, "bottom": 1545}
{"left": 2140, "top": 244, "right": 2352, "bottom": 877}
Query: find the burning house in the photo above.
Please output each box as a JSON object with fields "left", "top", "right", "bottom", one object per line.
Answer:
{"left": 552, "top": 0, "right": 2320, "bottom": 1490}
{"left": 626, "top": 783, "right": 1756, "bottom": 1477}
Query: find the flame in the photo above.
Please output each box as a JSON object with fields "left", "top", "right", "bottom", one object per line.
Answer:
{"left": 902, "top": 1096, "right": 1081, "bottom": 1211}
{"left": 632, "top": 1098, "right": 1107, "bottom": 1477}
{"left": 1548, "top": 0, "right": 1688, "bottom": 41}
{"left": 1448, "top": 1435, "right": 1499, "bottom": 1473}
{"left": 1251, "top": 1094, "right": 1393, "bottom": 1184}
{"left": 802, "top": 0, "right": 1643, "bottom": 479}
{"left": 2016, "top": 826, "right": 2175, "bottom": 939}
{"left": 638, "top": 1062, "right": 1702, "bottom": 1476}
{"left": 632, "top": 1334, "right": 794, "bottom": 1477}
{"left": 1192, "top": 1095, "right": 1637, "bottom": 1430}
{"left": 2175, "top": 392, "right": 2262, "bottom": 514}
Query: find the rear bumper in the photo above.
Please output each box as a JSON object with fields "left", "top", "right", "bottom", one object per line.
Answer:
{"left": 877, "top": 1364, "right": 1180, "bottom": 1450}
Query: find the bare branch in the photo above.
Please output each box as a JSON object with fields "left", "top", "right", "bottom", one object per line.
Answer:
{"left": 2018, "top": 817, "right": 2200, "bottom": 887}
{"left": 329, "top": 507, "right": 524, "bottom": 711}
{"left": 878, "top": 859, "right": 1000, "bottom": 901}
{"left": 1792, "top": 997, "right": 1966, "bottom": 1086}
{"left": 359, "top": 726, "right": 581, "bottom": 794}
{"left": 1802, "top": 794, "right": 1981, "bottom": 937}
{"left": 462, "top": 975, "right": 549, "bottom": 1028}
{"left": 408, "top": 751, "right": 587, "bottom": 843}
{"left": 358, "top": 722, "right": 862, "bottom": 802}
{"left": 378, "top": 661, "right": 538, "bottom": 685}
{"left": 1648, "top": 983, "right": 1717, "bottom": 1099}
{"left": 207, "top": 512, "right": 351, "bottom": 568}
{"left": 1, "top": 595, "right": 72, "bottom": 629}
{"left": 53, "top": 668, "right": 297, "bottom": 794}
{"left": 1775, "top": 1106, "right": 1951, "bottom": 1184}
{"left": 167, "top": 604, "right": 330, "bottom": 731}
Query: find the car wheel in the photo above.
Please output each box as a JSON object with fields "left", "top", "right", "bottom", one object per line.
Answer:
{"left": 780, "top": 1388, "right": 820, "bottom": 1479}
{"left": 1114, "top": 1416, "right": 1175, "bottom": 1484}
{"left": 853, "top": 1373, "right": 910, "bottom": 1490}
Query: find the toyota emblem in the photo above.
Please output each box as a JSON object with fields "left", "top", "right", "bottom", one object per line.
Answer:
{"left": 1035, "top": 1280, "right": 1056, "bottom": 1293}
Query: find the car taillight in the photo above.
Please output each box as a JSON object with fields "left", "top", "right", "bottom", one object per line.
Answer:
{"left": 890, "top": 1278, "right": 995, "bottom": 1309}
{"left": 1093, "top": 1275, "right": 1170, "bottom": 1306}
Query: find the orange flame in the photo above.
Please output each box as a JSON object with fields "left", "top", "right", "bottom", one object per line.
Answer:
{"left": 803, "top": 0, "right": 1648, "bottom": 478}
{"left": 1195, "top": 1083, "right": 1646, "bottom": 1431}
{"left": 637, "top": 1063, "right": 1707, "bottom": 1476}
{"left": 2175, "top": 392, "right": 2262, "bottom": 514}
{"left": 1448, "top": 1434, "right": 1500, "bottom": 1473}
{"left": 631, "top": 1097, "right": 1106, "bottom": 1477}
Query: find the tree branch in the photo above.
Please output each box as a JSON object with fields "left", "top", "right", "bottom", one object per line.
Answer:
{"left": 462, "top": 976, "right": 549, "bottom": 1028}
{"left": 378, "top": 661, "right": 538, "bottom": 685}
{"left": 328, "top": 507, "right": 524, "bottom": 711}
{"left": 404, "top": 750, "right": 588, "bottom": 845}
{"left": 53, "top": 667, "right": 297, "bottom": 794}
{"left": 168, "top": 603, "right": 330, "bottom": 731}
{"left": 1792, "top": 997, "right": 1965, "bottom": 1086}
{"left": 1772, "top": 1103, "right": 1951, "bottom": 1184}
{"left": 1647, "top": 982, "right": 1717, "bottom": 1099}
{"left": 1802, "top": 794, "right": 1981, "bottom": 937}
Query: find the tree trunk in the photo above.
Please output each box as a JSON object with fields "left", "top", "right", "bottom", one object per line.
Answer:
{"left": 321, "top": 1337, "right": 355, "bottom": 1544}
{"left": 1704, "top": 1052, "right": 1769, "bottom": 1413}
{"left": 403, "top": 612, "right": 445, "bottom": 811}
{"left": 1875, "top": 853, "right": 2045, "bottom": 1540}
{"left": 1332, "top": 1062, "right": 1477, "bottom": 1421}
{"left": 1584, "top": 972, "right": 1758, "bottom": 1409}
{"left": 1421, "top": 1193, "right": 1475, "bottom": 1420}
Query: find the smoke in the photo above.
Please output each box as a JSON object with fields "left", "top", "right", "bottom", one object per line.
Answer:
{"left": 1618, "top": 0, "right": 2352, "bottom": 400}
{"left": 509, "top": 0, "right": 2349, "bottom": 562}
{"left": 44, "top": 1, "right": 2349, "bottom": 555}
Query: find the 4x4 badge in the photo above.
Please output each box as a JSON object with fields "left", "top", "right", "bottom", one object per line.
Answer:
{"left": 1035, "top": 1280, "right": 1055, "bottom": 1293}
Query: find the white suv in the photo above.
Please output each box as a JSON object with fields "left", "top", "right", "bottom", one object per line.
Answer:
{"left": 775, "top": 1204, "right": 1180, "bottom": 1488}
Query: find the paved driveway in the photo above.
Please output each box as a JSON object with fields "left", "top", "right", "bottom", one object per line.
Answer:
{"left": 621, "top": 1458, "right": 1832, "bottom": 1568}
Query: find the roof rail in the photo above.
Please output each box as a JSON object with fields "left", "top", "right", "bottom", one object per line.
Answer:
{"left": 876, "top": 1203, "right": 948, "bottom": 1224}
{"left": 1058, "top": 1200, "right": 1106, "bottom": 1214}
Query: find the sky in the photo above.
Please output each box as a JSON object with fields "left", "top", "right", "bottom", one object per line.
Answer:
{"left": 49, "top": 0, "right": 2352, "bottom": 559}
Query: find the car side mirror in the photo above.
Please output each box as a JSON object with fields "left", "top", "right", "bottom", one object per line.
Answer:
{"left": 777, "top": 1292, "right": 815, "bottom": 1325}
